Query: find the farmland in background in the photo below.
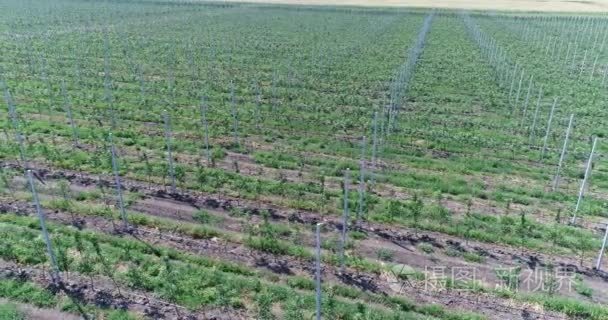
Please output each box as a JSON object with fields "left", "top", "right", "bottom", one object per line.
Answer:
{"left": 1, "top": 1, "right": 608, "bottom": 319}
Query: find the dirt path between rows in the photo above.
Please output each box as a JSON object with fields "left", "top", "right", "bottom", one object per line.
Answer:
{"left": 0, "top": 298, "right": 81, "bottom": 320}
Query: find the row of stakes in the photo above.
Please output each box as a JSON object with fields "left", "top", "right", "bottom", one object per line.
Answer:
{"left": 462, "top": 15, "right": 608, "bottom": 269}
{"left": 22, "top": 135, "right": 366, "bottom": 319}
{"left": 6, "top": 68, "right": 608, "bottom": 318}
{"left": 22, "top": 144, "right": 608, "bottom": 320}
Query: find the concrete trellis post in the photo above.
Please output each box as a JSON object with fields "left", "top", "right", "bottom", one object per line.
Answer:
{"left": 109, "top": 133, "right": 129, "bottom": 228}
{"left": 339, "top": 168, "right": 350, "bottom": 273}
{"left": 590, "top": 54, "right": 599, "bottom": 81}
{"left": 2, "top": 82, "right": 27, "bottom": 168}
{"left": 27, "top": 170, "right": 61, "bottom": 283}
{"left": 199, "top": 96, "right": 211, "bottom": 165}
{"left": 230, "top": 82, "right": 240, "bottom": 147}
{"left": 570, "top": 43, "right": 579, "bottom": 71}
{"left": 600, "top": 27, "right": 608, "bottom": 52}
{"left": 571, "top": 137, "right": 599, "bottom": 224}
{"left": 555, "top": 38, "right": 564, "bottom": 61}
{"left": 521, "top": 76, "right": 533, "bottom": 123}
{"left": 508, "top": 65, "right": 518, "bottom": 102}
{"left": 137, "top": 64, "right": 146, "bottom": 107}
{"left": 514, "top": 69, "right": 525, "bottom": 109}
{"left": 371, "top": 112, "right": 378, "bottom": 185}
{"left": 596, "top": 221, "right": 608, "bottom": 270}
{"left": 356, "top": 136, "right": 366, "bottom": 225}
{"left": 552, "top": 114, "right": 574, "bottom": 191}
{"left": 254, "top": 81, "right": 262, "bottom": 131}
{"left": 60, "top": 80, "right": 79, "bottom": 147}
{"left": 563, "top": 42, "right": 571, "bottom": 67}
{"left": 540, "top": 97, "right": 558, "bottom": 160}
{"left": 103, "top": 31, "right": 117, "bottom": 129}
{"left": 39, "top": 56, "right": 54, "bottom": 120}
{"left": 315, "top": 222, "right": 324, "bottom": 320}
{"left": 163, "top": 111, "right": 177, "bottom": 193}
{"left": 579, "top": 49, "right": 588, "bottom": 78}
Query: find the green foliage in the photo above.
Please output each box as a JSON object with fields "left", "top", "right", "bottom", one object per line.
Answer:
{"left": 2, "top": 5, "right": 608, "bottom": 319}
{"left": 418, "top": 243, "right": 434, "bottom": 254}
{"left": 0, "top": 303, "right": 24, "bottom": 320}
{"left": 0, "top": 279, "right": 57, "bottom": 308}
{"left": 193, "top": 210, "right": 213, "bottom": 224}
{"left": 574, "top": 275, "right": 593, "bottom": 298}
{"left": 255, "top": 290, "right": 276, "bottom": 320}
{"left": 377, "top": 248, "right": 394, "bottom": 261}
{"left": 462, "top": 252, "right": 485, "bottom": 263}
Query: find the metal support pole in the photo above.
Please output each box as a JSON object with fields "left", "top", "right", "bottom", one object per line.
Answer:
{"left": 199, "top": 96, "right": 211, "bottom": 165}
{"left": 356, "top": 136, "right": 366, "bottom": 225}
{"left": 521, "top": 76, "right": 533, "bottom": 125}
{"left": 579, "top": 50, "right": 588, "bottom": 78}
{"left": 315, "top": 222, "right": 324, "bottom": 320}
{"left": 508, "top": 65, "right": 518, "bottom": 102}
{"left": 571, "top": 137, "right": 599, "bottom": 224}
{"left": 163, "top": 111, "right": 177, "bottom": 193}
{"left": 514, "top": 69, "right": 525, "bottom": 110}
{"left": 596, "top": 221, "right": 608, "bottom": 270}
{"left": 2, "top": 81, "right": 27, "bottom": 168}
{"left": 540, "top": 97, "right": 558, "bottom": 160}
{"left": 339, "top": 168, "right": 350, "bottom": 273}
{"left": 552, "top": 114, "right": 574, "bottom": 191}
{"left": 109, "top": 133, "right": 129, "bottom": 228}
{"left": 230, "top": 81, "right": 240, "bottom": 147}
{"left": 371, "top": 112, "right": 378, "bottom": 185}
{"left": 590, "top": 54, "right": 599, "bottom": 81}
{"left": 27, "top": 170, "right": 61, "bottom": 283}
{"left": 61, "top": 80, "right": 79, "bottom": 147}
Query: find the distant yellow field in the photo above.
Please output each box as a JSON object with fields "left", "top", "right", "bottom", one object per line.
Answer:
{"left": 223, "top": 0, "right": 608, "bottom": 12}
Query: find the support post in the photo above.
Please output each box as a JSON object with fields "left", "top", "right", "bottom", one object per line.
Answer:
{"left": 514, "top": 69, "right": 525, "bottom": 110}
{"left": 2, "top": 82, "right": 28, "bottom": 168}
{"left": 163, "top": 111, "right": 177, "bottom": 193}
{"left": 60, "top": 80, "right": 79, "bottom": 147}
{"left": 520, "top": 75, "right": 533, "bottom": 126}
{"left": 571, "top": 137, "right": 599, "bottom": 224}
{"left": 27, "top": 170, "right": 61, "bottom": 283}
{"left": 529, "top": 87, "right": 543, "bottom": 145}
{"left": 199, "top": 96, "right": 211, "bottom": 165}
{"left": 596, "top": 221, "right": 608, "bottom": 270}
{"left": 356, "top": 136, "right": 366, "bottom": 225}
{"left": 315, "top": 222, "right": 324, "bottom": 320}
{"left": 109, "top": 133, "right": 129, "bottom": 228}
{"left": 540, "top": 97, "right": 558, "bottom": 160}
{"left": 339, "top": 168, "right": 350, "bottom": 273}
{"left": 371, "top": 112, "right": 378, "bottom": 185}
{"left": 552, "top": 114, "right": 574, "bottom": 191}
{"left": 230, "top": 81, "right": 240, "bottom": 148}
